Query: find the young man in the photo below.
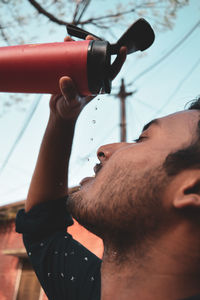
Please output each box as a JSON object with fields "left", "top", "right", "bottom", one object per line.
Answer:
{"left": 16, "top": 36, "right": 200, "bottom": 300}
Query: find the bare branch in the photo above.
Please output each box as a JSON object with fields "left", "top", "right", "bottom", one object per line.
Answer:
{"left": 88, "top": 21, "right": 110, "bottom": 29}
{"left": 76, "top": 0, "right": 91, "bottom": 24}
{"left": 26, "top": 0, "right": 181, "bottom": 32}
{"left": 27, "top": 0, "right": 68, "bottom": 25}
{"left": 0, "top": 23, "right": 10, "bottom": 45}
{"left": 78, "top": 7, "right": 137, "bottom": 25}
{"left": 26, "top": 0, "right": 137, "bottom": 29}
{"left": 73, "top": 1, "right": 81, "bottom": 23}
{"left": 27, "top": 0, "right": 95, "bottom": 27}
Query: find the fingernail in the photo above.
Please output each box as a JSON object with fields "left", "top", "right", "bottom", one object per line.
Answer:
{"left": 60, "top": 82, "right": 70, "bottom": 105}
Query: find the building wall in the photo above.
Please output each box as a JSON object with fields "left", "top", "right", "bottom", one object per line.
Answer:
{"left": 0, "top": 216, "right": 103, "bottom": 300}
{"left": 0, "top": 220, "right": 22, "bottom": 300}
{"left": 68, "top": 219, "right": 103, "bottom": 258}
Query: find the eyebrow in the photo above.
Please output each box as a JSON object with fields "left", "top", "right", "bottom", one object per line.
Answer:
{"left": 142, "top": 119, "right": 159, "bottom": 132}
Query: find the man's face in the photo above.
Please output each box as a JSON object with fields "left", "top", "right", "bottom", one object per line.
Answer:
{"left": 67, "top": 110, "right": 199, "bottom": 246}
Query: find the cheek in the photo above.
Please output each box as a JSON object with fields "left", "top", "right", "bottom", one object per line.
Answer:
{"left": 86, "top": 145, "right": 166, "bottom": 200}
{"left": 140, "top": 141, "right": 172, "bottom": 167}
{"left": 117, "top": 146, "right": 158, "bottom": 171}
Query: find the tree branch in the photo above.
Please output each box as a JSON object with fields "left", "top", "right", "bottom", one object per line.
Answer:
{"left": 27, "top": 0, "right": 68, "bottom": 25}
{"left": 76, "top": 0, "right": 91, "bottom": 24}
{"left": 27, "top": 0, "right": 137, "bottom": 28}
{"left": 26, "top": 0, "right": 183, "bottom": 32}
{"left": 0, "top": 23, "right": 10, "bottom": 45}
{"left": 73, "top": 1, "right": 81, "bottom": 23}
{"left": 78, "top": 7, "right": 137, "bottom": 25}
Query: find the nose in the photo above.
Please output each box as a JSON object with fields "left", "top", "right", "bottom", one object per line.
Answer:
{"left": 97, "top": 143, "right": 129, "bottom": 162}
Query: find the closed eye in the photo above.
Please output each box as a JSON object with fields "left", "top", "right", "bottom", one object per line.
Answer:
{"left": 133, "top": 136, "right": 147, "bottom": 143}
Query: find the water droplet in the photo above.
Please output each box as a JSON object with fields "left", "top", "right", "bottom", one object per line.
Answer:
{"left": 65, "top": 252, "right": 68, "bottom": 257}
{"left": 87, "top": 158, "right": 90, "bottom": 161}
{"left": 48, "top": 273, "right": 51, "bottom": 277}
{"left": 90, "top": 138, "right": 94, "bottom": 141}
{"left": 40, "top": 242, "right": 44, "bottom": 247}
{"left": 61, "top": 273, "right": 64, "bottom": 278}
{"left": 84, "top": 257, "right": 88, "bottom": 261}
{"left": 64, "top": 235, "right": 68, "bottom": 239}
{"left": 95, "top": 106, "right": 98, "bottom": 110}
{"left": 70, "top": 275, "right": 76, "bottom": 281}
{"left": 90, "top": 276, "right": 95, "bottom": 281}
{"left": 54, "top": 251, "right": 58, "bottom": 255}
{"left": 98, "top": 98, "right": 100, "bottom": 101}
{"left": 92, "top": 120, "right": 96, "bottom": 124}
{"left": 28, "top": 252, "right": 31, "bottom": 256}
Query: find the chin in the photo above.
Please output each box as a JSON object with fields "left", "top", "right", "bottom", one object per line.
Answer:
{"left": 66, "top": 187, "right": 105, "bottom": 237}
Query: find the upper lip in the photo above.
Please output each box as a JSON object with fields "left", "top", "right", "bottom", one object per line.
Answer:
{"left": 94, "top": 163, "right": 102, "bottom": 175}
{"left": 79, "top": 163, "right": 102, "bottom": 187}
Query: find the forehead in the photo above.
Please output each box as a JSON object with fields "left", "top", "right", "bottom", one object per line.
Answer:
{"left": 158, "top": 110, "right": 199, "bottom": 137}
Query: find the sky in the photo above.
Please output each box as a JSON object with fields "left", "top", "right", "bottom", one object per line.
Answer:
{"left": 0, "top": 0, "right": 200, "bottom": 205}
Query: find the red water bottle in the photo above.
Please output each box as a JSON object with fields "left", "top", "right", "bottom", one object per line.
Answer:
{"left": 0, "top": 18, "right": 155, "bottom": 96}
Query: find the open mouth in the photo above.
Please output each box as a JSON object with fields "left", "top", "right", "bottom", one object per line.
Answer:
{"left": 79, "top": 176, "right": 94, "bottom": 186}
{"left": 93, "top": 163, "right": 102, "bottom": 175}
{"left": 79, "top": 163, "right": 103, "bottom": 187}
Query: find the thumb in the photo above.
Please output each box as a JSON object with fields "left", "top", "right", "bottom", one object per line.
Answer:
{"left": 109, "top": 46, "right": 127, "bottom": 80}
{"left": 59, "top": 76, "right": 78, "bottom": 104}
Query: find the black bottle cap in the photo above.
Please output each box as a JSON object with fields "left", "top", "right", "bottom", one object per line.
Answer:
{"left": 87, "top": 40, "right": 111, "bottom": 95}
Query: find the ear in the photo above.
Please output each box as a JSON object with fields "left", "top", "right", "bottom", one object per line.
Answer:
{"left": 173, "top": 172, "right": 200, "bottom": 209}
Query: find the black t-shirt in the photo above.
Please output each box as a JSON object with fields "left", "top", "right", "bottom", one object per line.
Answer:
{"left": 15, "top": 197, "right": 200, "bottom": 300}
{"left": 15, "top": 197, "right": 101, "bottom": 300}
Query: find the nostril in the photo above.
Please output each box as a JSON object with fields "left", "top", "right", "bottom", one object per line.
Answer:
{"left": 98, "top": 152, "right": 105, "bottom": 158}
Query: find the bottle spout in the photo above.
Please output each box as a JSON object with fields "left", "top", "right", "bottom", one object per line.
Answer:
{"left": 67, "top": 18, "right": 155, "bottom": 55}
{"left": 110, "top": 18, "right": 155, "bottom": 55}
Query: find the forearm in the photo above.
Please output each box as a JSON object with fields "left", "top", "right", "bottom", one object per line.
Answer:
{"left": 25, "top": 114, "right": 76, "bottom": 212}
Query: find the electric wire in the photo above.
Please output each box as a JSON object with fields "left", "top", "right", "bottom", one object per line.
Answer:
{"left": 127, "top": 19, "right": 200, "bottom": 85}
{"left": 152, "top": 56, "right": 200, "bottom": 118}
{"left": 0, "top": 94, "right": 42, "bottom": 175}
{"left": 133, "top": 96, "right": 158, "bottom": 111}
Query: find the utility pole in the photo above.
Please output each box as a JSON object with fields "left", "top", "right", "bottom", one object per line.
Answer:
{"left": 116, "top": 78, "right": 135, "bottom": 142}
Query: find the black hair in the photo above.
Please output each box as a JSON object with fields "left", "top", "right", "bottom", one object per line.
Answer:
{"left": 163, "top": 97, "right": 200, "bottom": 176}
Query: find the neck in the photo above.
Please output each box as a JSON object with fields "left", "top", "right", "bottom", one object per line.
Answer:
{"left": 100, "top": 225, "right": 200, "bottom": 300}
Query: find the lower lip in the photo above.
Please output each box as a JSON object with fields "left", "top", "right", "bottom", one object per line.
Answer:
{"left": 79, "top": 176, "right": 94, "bottom": 186}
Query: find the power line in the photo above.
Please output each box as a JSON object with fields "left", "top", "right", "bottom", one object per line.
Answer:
{"left": 0, "top": 94, "right": 42, "bottom": 175}
{"left": 112, "top": 79, "right": 135, "bottom": 142}
{"left": 152, "top": 56, "right": 200, "bottom": 118}
{"left": 133, "top": 97, "right": 157, "bottom": 111}
{"left": 128, "top": 19, "right": 200, "bottom": 85}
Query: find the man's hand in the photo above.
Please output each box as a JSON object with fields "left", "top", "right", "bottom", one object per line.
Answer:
{"left": 49, "top": 35, "right": 127, "bottom": 122}
{"left": 49, "top": 75, "right": 93, "bottom": 121}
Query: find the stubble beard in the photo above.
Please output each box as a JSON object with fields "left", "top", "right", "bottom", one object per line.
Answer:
{"left": 67, "top": 163, "right": 171, "bottom": 252}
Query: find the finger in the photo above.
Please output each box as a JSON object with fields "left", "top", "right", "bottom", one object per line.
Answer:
{"left": 109, "top": 46, "right": 127, "bottom": 80}
{"left": 59, "top": 76, "right": 78, "bottom": 105}
{"left": 64, "top": 36, "right": 74, "bottom": 42}
{"left": 49, "top": 94, "right": 63, "bottom": 112}
{"left": 85, "top": 95, "right": 95, "bottom": 104}
{"left": 86, "top": 35, "right": 99, "bottom": 41}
